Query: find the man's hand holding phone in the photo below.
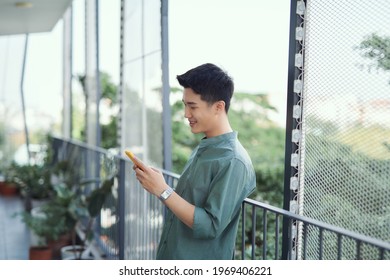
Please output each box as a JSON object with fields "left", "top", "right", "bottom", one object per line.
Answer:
{"left": 124, "top": 150, "right": 193, "bottom": 228}
{"left": 124, "top": 150, "right": 146, "bottom": 171}
{"left": 124, "top": 150, "right": 168, "bottom": 198}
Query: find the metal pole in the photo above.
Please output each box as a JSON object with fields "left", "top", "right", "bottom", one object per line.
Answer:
{"left": 161, "top": 0, "right": 172, "bottom": 171}
{"left": 118, "top": 0, "right": 126, "bottom": 260}
{"left": 95, "top": 0, "right": 101, "bottom": 148}
{"left": 20, "top": 33, "right": 32, "bottom": 212}
{"left": 118, "top": 158, "right": 126, "bottom": 260}
{"left": 282, "top": 0, "right": 301, "bottom": 260}
{"left": 21, "top": 34, "right": 31, "bottom": 164}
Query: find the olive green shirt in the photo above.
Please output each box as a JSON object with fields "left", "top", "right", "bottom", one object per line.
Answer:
{"left": 156, "top": 131, "right": 256, "bottom": 260}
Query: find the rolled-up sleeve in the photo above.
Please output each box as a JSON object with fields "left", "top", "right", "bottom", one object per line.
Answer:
{"left": 192, "top": 159, "right": 251, "bottom": 239}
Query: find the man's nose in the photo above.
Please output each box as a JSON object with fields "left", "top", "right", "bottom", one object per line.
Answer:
{"left": 184, "top": 107, "right": 191, "bottom": 118}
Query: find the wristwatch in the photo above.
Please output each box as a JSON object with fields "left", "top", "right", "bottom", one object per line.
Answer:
{"left": 159, "top": 187, "right": 174, "bottom": 201}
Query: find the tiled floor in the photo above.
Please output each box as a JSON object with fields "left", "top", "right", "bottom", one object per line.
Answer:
{"left": 0, "top": 195, "right": 29, "bottom": 259}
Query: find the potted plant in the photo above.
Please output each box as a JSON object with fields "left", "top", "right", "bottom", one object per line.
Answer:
{"left": 14, "top": 138, "right": 58, "bottom": 210}
{"left": 57, "top": 175, "right": 115, "bottom": 260}
{"left": 17, "top": 158, "right": 85, "bottom": 259}
{"left": 0, "top": 162, "right": 20, "bottom": 197}
{"left": 12, "top": 163, "right": 54, "bottom": 211}
{"left": 42, "top": 157, "right": 116, "bottom": 260}
{"left": 20, "top": 204, "right": 70, "bottom": 260}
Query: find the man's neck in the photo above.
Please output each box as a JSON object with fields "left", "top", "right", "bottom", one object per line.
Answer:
{"left": 204, "top": 118, "right": 232, "bottom": 138}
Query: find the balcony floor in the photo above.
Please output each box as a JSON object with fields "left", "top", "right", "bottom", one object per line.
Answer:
{"left": 0, "top": 195, "right": 29, "bottom": 259}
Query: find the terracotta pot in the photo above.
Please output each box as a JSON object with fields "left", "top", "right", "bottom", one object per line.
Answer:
{"left": 0, "top": 181, "right": 19, "bottom": 197}
{"left": 29, "top": 246, "right": 53, "bottom": 260}
{"left": 48, "top": 233, "right": 72, "bottom": 260}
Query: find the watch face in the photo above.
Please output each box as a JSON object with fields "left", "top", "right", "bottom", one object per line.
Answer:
{"left": 162, "top": 192, "right": 169, "bottom": 199}
{"left": 160, "top": 188, "right": 173, "bottom": 200}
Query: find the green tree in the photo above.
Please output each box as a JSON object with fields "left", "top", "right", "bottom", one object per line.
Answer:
{"left": 356, "top": 33, "right": 390, "bottom": 80}
{"left": 99, "top": 72, "right": 118, "bottom": 149}
{"left": 75, "top": 72, "right": 118, "bottom": 149}
{"left": 356, "top": 32, "right": 390, "bottom": 156}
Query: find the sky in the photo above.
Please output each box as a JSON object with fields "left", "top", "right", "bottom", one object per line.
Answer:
{"left": 169, "top": 0, "right": 290, "bottom": 94}
{"left": 0, "top": 0, "right": 291, "bottom": 133}
{"left": 168, "top": 0, "right": 291, "bottom": 125}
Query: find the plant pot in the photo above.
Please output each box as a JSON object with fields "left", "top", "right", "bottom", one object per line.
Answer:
{"left": 60, "top": 245, "right": 91, "bottom": 260}
{"left": 29, "top": 246, "right": 53, "bottom": 260}
{"left": 0, "top": 181, "right": 19, "bottom": 197}
{"left": 48, "top": 233, "right": 72, "bottom": 260}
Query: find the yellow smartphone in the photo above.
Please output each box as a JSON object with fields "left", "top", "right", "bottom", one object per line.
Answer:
{"left": 124, "top": 150, "right": 136, "bottom": 164}
{"left": 124, "top": 150, "right": 146, "bottom": 171}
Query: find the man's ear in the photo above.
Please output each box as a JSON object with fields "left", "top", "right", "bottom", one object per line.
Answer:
{"left": 215, "top": 101, "right": 226, "bottom": 113}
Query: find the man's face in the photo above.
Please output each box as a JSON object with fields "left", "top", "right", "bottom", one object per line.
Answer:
{"left": 182, "top": 88, "right": 219, "bottom": 138}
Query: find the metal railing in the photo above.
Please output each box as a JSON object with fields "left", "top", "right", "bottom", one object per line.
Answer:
{"left": 241, "top": 198, "right": 390, "bottom": 260}
{"left": 51, "top": 136, "right": 390, "bottom": 260}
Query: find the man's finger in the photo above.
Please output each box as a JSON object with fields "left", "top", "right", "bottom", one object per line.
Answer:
{"left": 131, "top": 155, "right": 148, "bottom": 171}
{"left": 125, "top": 150, "right": 147, "bottom": 171}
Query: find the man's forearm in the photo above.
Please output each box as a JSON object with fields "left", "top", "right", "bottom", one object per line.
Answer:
{"left": 163, "top": 191, "right": 195, "bottom": 229}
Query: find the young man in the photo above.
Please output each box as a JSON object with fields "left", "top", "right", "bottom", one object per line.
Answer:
{"left": 131, "top": 63, "right": 256, "bottom": 259}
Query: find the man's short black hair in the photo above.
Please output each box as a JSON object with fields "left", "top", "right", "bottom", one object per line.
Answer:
{"left": 176, "top": 63, "right": 234, "bottom": 112}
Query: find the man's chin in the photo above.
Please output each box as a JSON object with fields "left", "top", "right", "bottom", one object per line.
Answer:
{"left": 190, "top": 127, "right": 201, "bottom": 134}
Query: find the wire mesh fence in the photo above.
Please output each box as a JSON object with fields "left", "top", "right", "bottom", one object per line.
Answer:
{"left": 294, "top": 0, "right": 390, "bottom": 259}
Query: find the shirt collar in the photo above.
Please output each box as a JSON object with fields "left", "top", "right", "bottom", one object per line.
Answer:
{"left": 198, "top": 131, "right": 237, "bottom": 149}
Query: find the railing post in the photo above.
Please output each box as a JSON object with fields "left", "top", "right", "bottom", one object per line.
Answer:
{"left": 262, "top": 209, "right": 267, "bottom": 259}
{"left": 251, "top": 206, "right": 256, "bottom": 259}
{"left": 241, "top": 202, "right": 246, "bottom": 260}
{"left": 118, "top": 158, "right": 126, "bottom": 260}
{"left": 282, "top": 0, "right": 303, "bottom": 260}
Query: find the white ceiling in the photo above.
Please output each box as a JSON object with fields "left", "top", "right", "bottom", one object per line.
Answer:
{"left": 0, "top": 0, "right": 72, "bottom": 36}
